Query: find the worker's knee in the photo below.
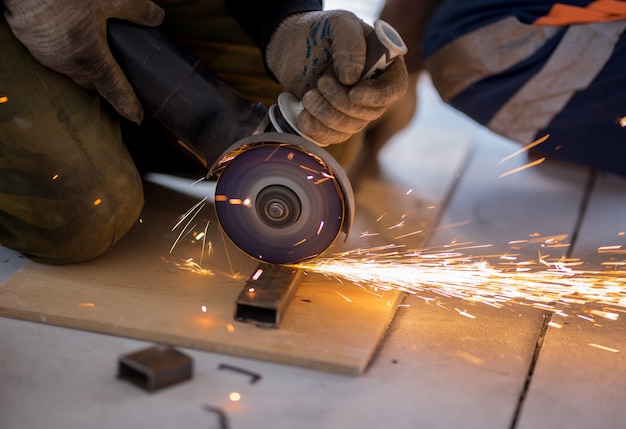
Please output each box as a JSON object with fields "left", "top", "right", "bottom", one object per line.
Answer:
{"left": 0, "top": 171, "right": 144, "bottom": 265}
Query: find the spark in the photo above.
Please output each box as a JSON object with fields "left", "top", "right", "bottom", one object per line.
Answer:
{"left": 170, "top": 198, "right": 207, "bottom": 254}
{"left": 394, "top": 230, "right": 423, "bottom": 240}
{"left": 218, "top": 226, "right": 236, "bottom": 277}
{"left": 264, "top": 145, "right": 280, "bottom": 161}
{"left": 455, "top": 308, "right": 476, "bottom": 319}
{"left": 0, "top": 96, "right": 7, "bottom": 103}
{"left": 93, "top": 198, "right": 102, "bottom": 206}
{"left": 191, "top": 176, "right": 206, "bottom": 186}
{"left": 588, "top": 343, "right": 620, "bottom": 353}
{"left": 619, "top": 116, "right": 626, "bottom": 128}
{"left": 598, "top": 245, "right": 626, "bottom": 254}
{"left": 335, "top": 290, "right": 352, "bottom": 302}
{"left": 590, "top": 309, "right": 619, "bottom": 321}
{"left": 499, "top": 157, "right": 546, "bottom": 178}
{"left": 499, "top": 134, "right": 550, "bottom": 163}
{"left": 293, "top": 242, "right": 626, "bottom": 317}
{"left": 300, "top": 164, "right": 320, "bottom": 175}
{"left": 456, "top": 350, "right": 484, "bottom": 365}
{"left": 229, "top": 392, "right": 242, "bottom": 402}
{"left": 314, "top": 177, "right": 330, "bottom": 185}
{"left": 251, "top": 268, "right": 263, "bottom": 281}
{"left": 173, "top": 258, "right": 214, "bottom": 275}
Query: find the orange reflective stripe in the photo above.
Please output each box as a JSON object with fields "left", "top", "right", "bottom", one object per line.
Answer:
{"left": 534, "top": 1, "right": 626, "bottom": 25}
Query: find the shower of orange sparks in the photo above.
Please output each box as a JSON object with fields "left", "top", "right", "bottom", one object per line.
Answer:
{"left": 292, "top": 240, "right": 626, "bottom": 320}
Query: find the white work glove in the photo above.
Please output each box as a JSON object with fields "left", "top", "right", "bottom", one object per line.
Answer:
{"left": 266, "top": 10, "right": 408, "bottom": 145}
{"left": 3, "top": 0, "right": 164, "bottom": 123}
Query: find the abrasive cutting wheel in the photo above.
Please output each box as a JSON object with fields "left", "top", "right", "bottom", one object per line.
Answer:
{"left": 212, "top": 133, "right": 354, "bottom": 264}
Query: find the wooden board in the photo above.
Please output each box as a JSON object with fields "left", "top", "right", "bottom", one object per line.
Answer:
{"left": 0, "top": 114, "right": 472, "bottom": 375}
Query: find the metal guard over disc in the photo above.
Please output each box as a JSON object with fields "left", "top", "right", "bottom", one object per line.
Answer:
{"left": 215, "top": 141, "right": 345, "bottom": 264}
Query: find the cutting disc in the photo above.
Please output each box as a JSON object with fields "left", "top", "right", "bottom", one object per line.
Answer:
{"left": 214, "top": 134, "right": 349, "bottom": 264}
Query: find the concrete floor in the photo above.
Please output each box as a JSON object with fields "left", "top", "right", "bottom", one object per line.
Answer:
{"left": 3, "top": 2, "right": 626, "bottom": 427}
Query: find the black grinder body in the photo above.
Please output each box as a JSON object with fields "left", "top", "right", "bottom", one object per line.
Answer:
{"left": 107, "top": 19, "right": 269, "bottom": 168}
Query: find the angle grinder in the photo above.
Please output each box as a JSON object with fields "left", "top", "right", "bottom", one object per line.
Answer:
{"left": 108, "top": 18, "right": 407, "bottom": 264}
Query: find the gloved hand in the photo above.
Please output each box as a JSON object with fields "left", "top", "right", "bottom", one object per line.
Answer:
{"left": 266, "top": 10, "right": 408, "bottom": 145}
{"left": 3, "top": 0, "right": 164, "bottom": 123}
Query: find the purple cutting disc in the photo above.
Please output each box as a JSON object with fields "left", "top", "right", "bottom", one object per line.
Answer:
{"left": 214, "top": 144, "right": 345, "bottom": 264}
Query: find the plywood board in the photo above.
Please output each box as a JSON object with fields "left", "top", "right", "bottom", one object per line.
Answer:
{"left": 0, "top": 120, "right": 472, "bottom": 374}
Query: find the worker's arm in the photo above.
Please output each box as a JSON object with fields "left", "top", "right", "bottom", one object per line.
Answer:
{"left": 2, "top": 0, "right": 164, "bottom": 124}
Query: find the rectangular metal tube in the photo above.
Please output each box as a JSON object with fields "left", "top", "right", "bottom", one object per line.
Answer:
{"left": 235, "top": 263, "right": 303, "bottom": 328}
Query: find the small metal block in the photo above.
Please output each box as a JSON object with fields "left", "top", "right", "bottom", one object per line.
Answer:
{"left": 118, "top": 345, "right": 193, "bottom": 392}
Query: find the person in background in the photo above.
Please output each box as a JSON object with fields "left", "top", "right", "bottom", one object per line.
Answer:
{"left": 371, "top": 0, "right": 626, "bottom": 178}
{"left": 0, "top": 0, "right": 407, "bottom": 265}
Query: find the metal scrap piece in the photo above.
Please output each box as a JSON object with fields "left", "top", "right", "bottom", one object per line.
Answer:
{"left": 117, "top": 345, "right": 193, "bottom": 392}
{"left": 204, "top": 405, "right": 230, "bottom": 429}
{"left": 235, "top": 263, "right": 303, "bottom": 328}
{"left": 218, "top": 363, "right": 262, "bottom": 384}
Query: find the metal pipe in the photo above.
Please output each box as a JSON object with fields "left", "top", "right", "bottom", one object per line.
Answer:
{"left": 235, "top": 263, "right": 303, "bottom": 328}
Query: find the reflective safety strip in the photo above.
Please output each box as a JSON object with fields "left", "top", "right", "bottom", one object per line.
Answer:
{"left": 425, "top": 16, "right": 560, "bottom": 103}
{"left": 487, "top": 20, "right": 626, "bottom": 144}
